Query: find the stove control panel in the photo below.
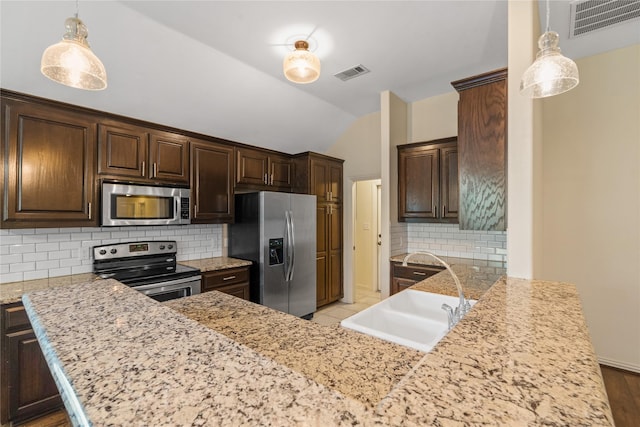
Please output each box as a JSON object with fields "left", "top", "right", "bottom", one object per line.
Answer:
{"left": 93, "top": 240, "right": 178, "bottom": 261}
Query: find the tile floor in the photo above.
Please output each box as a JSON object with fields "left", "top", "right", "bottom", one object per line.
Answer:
{"left": 312, "top": 284, "right": 382, "bottom": 325}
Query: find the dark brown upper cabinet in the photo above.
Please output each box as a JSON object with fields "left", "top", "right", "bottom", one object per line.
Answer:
{"left": 397, "top": 137, "right": 458, "bottom": 223}
{"left": 293, "top": 152, "right": 343, "bottom": 204}
{"left": 1, "top": 96, "right": 98, "bottom": 228}
{"left": 452, "top": 68, "right": 507, "bottom": 231}
{"left": 98, "top": 121, "right": 189, "bottom": 185}
{"left": 190, "top": 139, "right": 234, "bottom": 224}
{"left": 235, "top": 147, "right": 293, "bottom": 192}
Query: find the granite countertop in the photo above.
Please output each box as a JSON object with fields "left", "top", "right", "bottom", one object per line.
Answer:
{"left": 21, "top": 260, "right": 614, "bottom": 425}
{"left": 0, "top": 256, "right": 250, "bottom": 304}
{"left": 179, "top": 257, "right": 252, "bottom": 272}
{"left": 0, "top": 273, "right": 98, "bottom": 304}
{"left": 165, "top": 292, "right": 424, "bottom": 407}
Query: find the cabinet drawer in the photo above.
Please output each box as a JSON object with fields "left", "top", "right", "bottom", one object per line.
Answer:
{"left": 202, "top": 267, "right": 250, "bottom": 291}
{"left": 392, "top": 264, "right": 444, "bottom": 281}
{"left": 2, "top": 303, "right": 30, "bottom": 332}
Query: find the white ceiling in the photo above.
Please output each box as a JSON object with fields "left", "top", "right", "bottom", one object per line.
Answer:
{"left": 0, "top": 1, "right": 637, "bottom": 154}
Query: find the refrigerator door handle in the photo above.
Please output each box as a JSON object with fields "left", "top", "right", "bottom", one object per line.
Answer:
{"left": 284, "top": 211, "right": 293, "bottom": 282}
{"left": 288, "top": 210, "right": 295, "bottom": 281}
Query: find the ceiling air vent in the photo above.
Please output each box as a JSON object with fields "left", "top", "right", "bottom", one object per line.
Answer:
{"left": 334, "top": 64, "right": 370, "bottom": 81}
{"left": 569, "top": 0, "right": 640, "bottom": 38}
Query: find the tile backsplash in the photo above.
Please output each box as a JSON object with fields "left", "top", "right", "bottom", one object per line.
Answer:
{"left": 390, "top": 222, "right": 507, "bottom": 263}
{"left": 0, "top": 224, "right": 223, "bottom": 284}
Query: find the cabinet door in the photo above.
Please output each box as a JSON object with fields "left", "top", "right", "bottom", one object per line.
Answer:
{"left": 328, "top": 204, "right": 343, "bottom": 301}
{"left": 2, "top": 99, "right": 97, "bottom": 228}
{"left": 149, "top": 131, "right": 189, "bottom": 184}
{"left": 6, "top": 330, "right": 61, "bottom": 423}
{"left": 236, "top": 147, "right": 269, "bottom": 186}
{"left": 315, "top": 205, "right": 329, "bottom": 307}
{"left": 455, "top": 70, "right": 507, "bottom": 231}
{"left": 440, "top": 145, "right": 459, "bottom": 221}
{"left": 328, "top": 163, "right": 342, "bottom": 203}
{"left": 398, "top": 147, "right": 439, "bottom": 221}
{"left": 310, "top": 159, "right": 329, "bottom": 203}
{"left": 98, "top": 123, "right": 148, "bottom": 179}
{"left": 269, "top": 154, "right": 293, "bottom": 190}
{"left": 191, "top": 140, "right": 234, "bottom": 223}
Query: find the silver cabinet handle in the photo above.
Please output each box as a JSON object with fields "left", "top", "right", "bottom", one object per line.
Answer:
{"left": 88, "top": 202, "right": 92, "bottom": 220}
{"left": 270, "top": 173, "right": 274, "bottom": 186}
{"left": 264, "top": 173, "right": 268, "bottom": 185}
{"left": 141, "top": 161, "right": 146, "bottom": 176}
{"left": 222, "top": 275, "right": 236, "bottom": 281}
{"left": 413, "top": 271, "right": 427, "bottom": 276}
{"left": 153, "top": 163, "right": 158, "bottom": 178}
{"left": 442, "top": 205, "right": 446, "bottom": 218}
{"left": 194, "top": 204, "right": 197, "bottom": 219}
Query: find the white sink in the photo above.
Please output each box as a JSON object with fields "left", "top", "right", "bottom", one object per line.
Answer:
{"left": 340, "top": 289, "right": 476, "bottom": 353}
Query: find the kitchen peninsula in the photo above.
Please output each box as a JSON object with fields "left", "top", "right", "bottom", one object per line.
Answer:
{"left": 21, "top": 263, "right": 614, "bottom": 425}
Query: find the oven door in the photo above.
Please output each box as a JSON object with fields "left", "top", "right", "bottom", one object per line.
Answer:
{"left": 134, "top": 276, "right": 201, "bottom": 302}
{"left": 102, "top": 182, "right": 190, "bottom": 226}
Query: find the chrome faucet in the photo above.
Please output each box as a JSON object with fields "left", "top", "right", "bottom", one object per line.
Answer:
{"left": 402, "top": 251, "right": 471, "bottom": 330}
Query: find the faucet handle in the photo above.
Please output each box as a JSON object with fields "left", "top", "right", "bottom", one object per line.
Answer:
{"left": 441, "top": 303, "right": 455, "bottom": 330}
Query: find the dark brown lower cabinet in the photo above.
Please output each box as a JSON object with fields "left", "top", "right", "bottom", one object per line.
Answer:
{"left": 1, "top": 303, "right": 62, "bottom": 425}
{"left": 201, "top": 266, "right": 251, "bottom": 300}
{"left": 390, "top": 262, "right": 445, "bottom": 295}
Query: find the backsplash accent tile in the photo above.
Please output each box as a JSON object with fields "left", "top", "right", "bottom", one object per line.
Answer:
{"left": 0, "top": 225, "right": 222, "bottom": 284}
{"left": 390, "top": 223, "right": 507, "bottom": 263}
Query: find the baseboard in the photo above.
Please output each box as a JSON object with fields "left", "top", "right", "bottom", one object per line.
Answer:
{"left": 599, "top": 356, "right": 640, "bottom": 373}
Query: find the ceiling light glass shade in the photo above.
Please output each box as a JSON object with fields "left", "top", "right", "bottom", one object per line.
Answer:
{"left": 520, "top": 31, "right": 578, "bottom": 98}
{"left": 41, "top": 16, "right": 107, "bottom": 90}
{"left": 283, "top": 40, "right": 320, "bottom": 84}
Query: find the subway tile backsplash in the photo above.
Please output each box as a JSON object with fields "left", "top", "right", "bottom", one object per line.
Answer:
{"left": 0, "top": 225, "right": 222, "bottom": 284}
{"left": 390, "top": 223, "right": 507, "bottom": 263}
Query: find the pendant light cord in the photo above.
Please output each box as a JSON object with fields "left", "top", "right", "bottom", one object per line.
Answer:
{"left": 75, "top": 0, "right": 79, "bottom": 18}
{"left": 545, "top": 0, "right": 550, "bottom": 33}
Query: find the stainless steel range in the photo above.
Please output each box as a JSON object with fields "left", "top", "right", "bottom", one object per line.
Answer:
{"left": 92, "top": 240, "right": 201, "bottom": 302}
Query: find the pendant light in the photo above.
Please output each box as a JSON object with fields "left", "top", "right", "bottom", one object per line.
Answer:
{"left": 520, "top": 0, "right": 578, "bottom": 98}
{"left": 283, "top": 40, "right": 321, "bottom": 84}
{"left": 41, "top": 2, "right": 107, "bottom": 91}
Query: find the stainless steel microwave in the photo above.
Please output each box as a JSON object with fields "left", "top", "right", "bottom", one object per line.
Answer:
{"left": 102, "top": 183, "right": 190, "bottom": 226}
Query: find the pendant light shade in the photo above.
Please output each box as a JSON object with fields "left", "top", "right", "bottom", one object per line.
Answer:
{"left": 520, "top": 31, "right": 579, "bottom": 98}
{"left": 41, "top": 16, "right": 107, "bottom": 91}
{"left": 283, "top": 40, "right": 320, "bottom": 84}
{"left": 520, "top": 0, "right": 578, "bottom": 98}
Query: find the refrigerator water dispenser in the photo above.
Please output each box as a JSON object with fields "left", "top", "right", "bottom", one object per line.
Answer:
{"left": 269, "top": 238, "right": 283, "bottom": 265}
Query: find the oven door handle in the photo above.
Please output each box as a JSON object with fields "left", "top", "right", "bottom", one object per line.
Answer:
{"left": 133, "top": 275, "right": 202, "bottom": 293}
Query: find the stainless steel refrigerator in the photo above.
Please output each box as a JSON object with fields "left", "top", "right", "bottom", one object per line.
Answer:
{"left": 229, "top": 192, "right": 316, "bottom": 318}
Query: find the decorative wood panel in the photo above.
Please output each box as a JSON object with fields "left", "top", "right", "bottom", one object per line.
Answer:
{"left": 149, "top": 131, "right": 189, "bottom": 184}
{"left": 453, "top": 68, "right": 507, "bottom": 231}
{"left": 98, "top": 123, "right": 148, "bottom": 178}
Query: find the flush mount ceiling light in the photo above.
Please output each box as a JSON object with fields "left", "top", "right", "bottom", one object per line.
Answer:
{"left": 520, "top": 0, "right": 579, "bottom": 98}
{"left": 41, "top": 2, "right": 107, "bottom": 91}
{"left": 283, "top": 40, "right": 321, "bottom": 84}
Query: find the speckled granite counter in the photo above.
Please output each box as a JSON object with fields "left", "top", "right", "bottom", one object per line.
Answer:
{"left": 165, "top": 291, "right": 424, "bottom": 407}
{"left": 23, "top": 280, "right": 369, "bottom": 426}
{"left": 22, "top": 266, "right": 614, "bottom": 425}
{"left": 0, "top": 256, "right": 250, "bottom": 305}
{"left": 0, "top": 273, "right": 98, "bottom": 304}
{"left": 391, "top": 253, "right": 507, "bottom": 300}
{"left": 179, "top": 256, "right": 252, "bottom": 272}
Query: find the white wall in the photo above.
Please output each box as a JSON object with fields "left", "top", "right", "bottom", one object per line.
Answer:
{"left": 506, "top": 0, "right": 542, "bottom": 279}
{"left": 540, "top": 44, "right": 640, "bottom": 372}
{"left": 409, "top": 92, "right": 459, "bottom": 142}
{"left": 326, "top": 112, "right": 382, "bottom": 302}
{"left": 0, "top": 225, "right": 223, "bottom": 284}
